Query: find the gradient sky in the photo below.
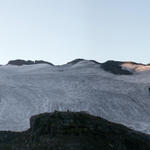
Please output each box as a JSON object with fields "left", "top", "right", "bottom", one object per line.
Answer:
{"left": 0, "top": 0, "right": 150, "bottom": 65}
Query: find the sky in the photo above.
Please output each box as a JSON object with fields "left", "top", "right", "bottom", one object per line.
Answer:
{"left": 0, "top": 0, "right": 150, "bottom": 65}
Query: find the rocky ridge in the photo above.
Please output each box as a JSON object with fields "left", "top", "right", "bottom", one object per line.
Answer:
{"left": 0, "top": 111, "right": 150, "bottom": 150}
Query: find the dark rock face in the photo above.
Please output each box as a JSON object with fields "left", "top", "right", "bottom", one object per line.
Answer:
{"left": 34, "top": 60, "right": 54, "bottom": 65}
{"left": 8, "top": 59, "right": 35, "bottom": 66}
{"left": 101, "top": 60, "right": 133, "bottom": 75}
{"left": 0, "top": 111, "right": 150, "bottom": 150}
{"left": 7, "top": 59, "right": 54, "bottom": 66}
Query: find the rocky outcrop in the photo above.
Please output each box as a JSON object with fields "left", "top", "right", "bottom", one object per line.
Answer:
{"left": 0, "top": 111, "right": 150, "bottom": 150}
{"left": 7, "top": 59, "right": 54, "bottom": 66}
{"left": 34, "top": 60, "right": 54, "bottom": 65}
{"left": 67, "top": 59, "right": 101, "bottom": 65}
{"left": 101, "top": 60, "right": 133, "bottom": 75}
{"left": 67, "top": 59, "right": 85, "bottom": 65}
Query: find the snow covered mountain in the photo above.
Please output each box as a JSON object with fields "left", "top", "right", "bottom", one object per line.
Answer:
{"left": 1, "top": 59, "right": 150, "bottom": 134}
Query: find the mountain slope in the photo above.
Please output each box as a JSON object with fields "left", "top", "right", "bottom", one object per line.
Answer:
{"left": 0, "top": 59, "right": 150, "bottom": 134}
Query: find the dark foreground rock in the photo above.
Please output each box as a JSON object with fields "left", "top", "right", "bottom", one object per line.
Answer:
{"left": 0, "top": 111, "right": 150, "bottom": 150}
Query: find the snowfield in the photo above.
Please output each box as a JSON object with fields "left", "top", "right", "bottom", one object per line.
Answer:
{"left": 0, "top": 60, "right": 150, "bottom": 134}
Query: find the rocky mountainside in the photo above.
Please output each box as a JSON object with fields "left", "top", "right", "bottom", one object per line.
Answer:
{"left": 0, "top": 59, "right": 150, "bottom": 134}
{"left": 0, "top": 111, "right": 150, "bottom": 150}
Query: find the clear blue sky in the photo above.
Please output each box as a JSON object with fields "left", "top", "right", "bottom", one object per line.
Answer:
{"left": 0, "top": 0, "right": 150, "bottom": 64}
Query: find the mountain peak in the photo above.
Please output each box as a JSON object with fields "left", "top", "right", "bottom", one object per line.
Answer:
{"left": 67, "top": 59, "right": 85, "bottom": 65}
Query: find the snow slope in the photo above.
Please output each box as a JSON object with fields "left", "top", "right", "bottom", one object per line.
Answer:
{"left": 0, "top": 59, "right": 150, "bottom": 134}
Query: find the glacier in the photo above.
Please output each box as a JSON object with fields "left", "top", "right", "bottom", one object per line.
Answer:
{"left": 0, "top": 59, "right": 150, "bottom": 134}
